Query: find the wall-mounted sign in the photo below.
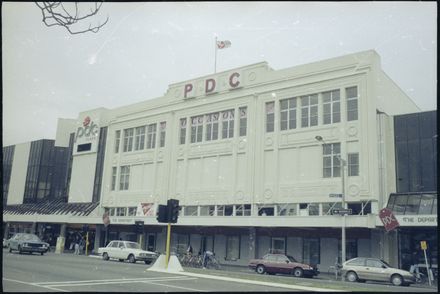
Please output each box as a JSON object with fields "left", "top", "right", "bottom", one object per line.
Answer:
{"left": 397, "top": 215, "right": 437, "bottom": 226}
{"left": 183, "top": 71, "right": 242, "bottom": 99}
{"left": 136, "top": 203, "right": 155, "bottom": 216}
{"left": 379, "top": 208, "right": 400, "bottom": 232}
{"left": 73, "top": 115, "right": 100, "bottom": 155}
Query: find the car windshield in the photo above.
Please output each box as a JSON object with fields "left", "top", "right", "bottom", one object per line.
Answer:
{"left": 381, "top": 260, "right": 391, "bottom": 267}
{"left": 125, "top": 242, "right": 140, "bottom": 249}
{"left": 286, "top": 255, "right": 297, "bottom": 262}
{"left": 21, "top": 234, "right": 41, "bottom": 242}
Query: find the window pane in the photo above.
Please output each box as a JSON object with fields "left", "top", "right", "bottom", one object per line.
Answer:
{"left": 418, "top": 194, "right": 434, "bottom": 214}
{"left": 405, "top": 195, "right": 421, "bottom": 215}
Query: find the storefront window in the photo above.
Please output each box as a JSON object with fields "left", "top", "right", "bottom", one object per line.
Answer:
{"left": 271, "top": 237, "right": 285, "bottom": 254}
{"left": 338, "top": 239, "right": 358, "bottom": 263}
{"left": 303, "top": 238, "right": 320, "bottom": 265}
{"left": 226, "top": 236, "right": 240, "bottom": 260}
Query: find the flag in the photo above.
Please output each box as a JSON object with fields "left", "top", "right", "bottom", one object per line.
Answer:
{"left": 217, "top": 40, "right": 231, "bottom": 49}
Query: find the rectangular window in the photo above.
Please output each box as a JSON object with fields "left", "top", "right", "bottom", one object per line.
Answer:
{"left": 323, "top": 143, "right": 341, "bottom": 178}
{"left": 200, "top": 206, "right": 209, "bottom": 216}
{"left": 239, "top": 107, "right": 247, "bottom": 136}
{"left": 221, "top": 110, "right": 234, "bottom": 139}
{"left": 226, "top": 236, "right": 240, "bottom": 260}
{"left": 348, "top": 153, "right": 359, "bottom": 176}
{"left": 266, "top": 102, "right": 275, "bottom": 132}
{"left": 217, "top": 205, "right": 225, "bottom": 216}
{"left": 235, "top": 205, "right": 251, "bottom": 216}
{"left": 301, "top": 94, "right": 318, "bottom": 127}
{"left": 418, "top": 194, "right": 435, "bottom": 214}
{"left": 322, "top": 90, "right": 341, "bottom": 124}
{"left": 127, "top": 207, "right": 137, "bottom": 216}
{"left": 209, "top": 206, "right": 216, "bottom": 216}
{"left": 180, "top": 118, "right": 187, "bottom": 145}
{"left": 225, "top": 205, "right": 233, "bottom": 216}
{"left": 116, "top": 207, "right": 126, "bottom": 216}
{"left": 123, "top": 128, "right": 134, "bottom": 152}
{"left": 271, "top": 237, "right": 286, "bottom": 254}
{"left": 303, "top": 238, "right": 320, "bottom": 265}
{"left": 308, "top": 203, "right": 319, "bottom": 216}
{"left": 191, "top": 115, "right": 204, "bottom": 143}
{"left": 119, "top": 165, "right": 130, "bottom": 190}
{"left": 184, "top": 206, "right": 198, "bottom": 216}
{"left": 322, "top": 202, "right": 343, "bottom": 215}
{"left": 134, "top": 126, "right": 146, "bottom": 151}
{"left": 338, "top": 239, "right": 358, "bottom": 263}
{"left": 147, "top": 124, "right": 157, "bottom": 149}
{"left": 277, "top": 204, "right": 297, "bottom": 216}
{"left": 346, "top": 86, "right": 358, "bottom": 121}
{"left": 109, "top": 207, "right": 115, "bottom": 216}
{"left": 159, "top": 122, "right": 166, "bottom": 147}
{"left": 111, "top": 167, "right": 117, "bottom": 191}
{"left": 205, "top": 112, "right": 219, "bottom": 141}
{"left": 114, "top": 130, "right": 121, "bottom": 153}
{"left": 405, "top": 194, "right": 422, "bottom": 215}
{"left": 280, "top": 97, "right": 297, "bottom": 130}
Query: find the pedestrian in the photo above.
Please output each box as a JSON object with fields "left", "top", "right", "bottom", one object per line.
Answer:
{"left": 79, "top": 238, "right": 85, "bottom": 254}
{"left": 203, "top": 250, "right": 214, "bottom": 269}
{"left": 187, "top": 244, "right": 193, "bottom": 255}
{"left": 74, "top": 242, "right": 80, "bottom": 255}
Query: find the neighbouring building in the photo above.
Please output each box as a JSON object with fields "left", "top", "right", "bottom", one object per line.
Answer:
{"left": 3, "top": 50, "right": 436, "bottom": 272}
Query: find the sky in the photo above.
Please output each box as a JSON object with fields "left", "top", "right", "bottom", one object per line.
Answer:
{"left": 2, "top": 2, "right": 437, "bottom": 146}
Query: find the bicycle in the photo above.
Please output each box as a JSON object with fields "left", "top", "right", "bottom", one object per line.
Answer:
{"left": 206, "top": 256, "right": 221, "bottom": 270}
{"left": 327, "top": 263, "right": 342, "bottom": 280}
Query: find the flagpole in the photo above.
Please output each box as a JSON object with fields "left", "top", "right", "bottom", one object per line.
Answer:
{"left": 214, "top": 36, "right": 218, "bottom": 74}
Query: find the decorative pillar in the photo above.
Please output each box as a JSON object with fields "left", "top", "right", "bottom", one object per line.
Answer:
{"left": 55, "top": 224, "right": 67, "bottom": 254}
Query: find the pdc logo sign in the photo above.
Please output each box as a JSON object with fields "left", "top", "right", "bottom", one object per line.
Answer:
{"left": 76, "top": 116, "right": 99, "bottom": 142}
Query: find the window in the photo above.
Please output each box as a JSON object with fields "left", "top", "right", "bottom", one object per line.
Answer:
{"left": 301, "top": 94, "right": 318, "bottom": 127}
{"left": 128, "top": 207, "right": 137, "bottom": 216}
{"left": 235, "top": 204, "right": 251, "bottom": 216}
{"left": 266, "top": 102, "right": 275, "bottom": 132}
{"left": 184, "top": 206, "right": 198, "bottom": 216}
{"left": 157, "top": 122, "right": 166, "bottom": 147}
{"left": 366, "top": 259, "right": 383, "bottom": 268}
{"left": 346, "top": 86, "right": 358, "bottom": 121}
{"left": 280, "top": 97, "right": 297, "bottom": 130}
{"left": 217, "top": 205, "right": 225, "bottom": 216}
{"left": 123, "top": 128, "right": 134, "bottom": 152}
{"left": 109, "top": 207, "right": 115, "bottom": 216}
{"left": 338, "top": 239, "right": 358, "bottom": 263}
{"left": 221, "top": 109, "right": 234, "bottom": 139}
{"left": 226, "top": 236, "right": 240, "bottom": 260}
{"left": 176, "top": 234, "right": 189, "bottom": 255}
{"left": 323, "top": 143, "right": 341, "bottom": 178}
{"left": 119, "top": 166, "right": 130, "bottom": 190}
{"left": 146, "top": 124, "right": 157, "bottom": 149}
{"left": 239, "top": 107, "right": 247, "bottom": 136}
{"left": 271, "top": 237, "right": 286, "bottom": 254}
{"left": 209, "top": 206, "right": 216, "bottom": 216}
{"left": 200, "top": 206, "right": 209, "bottom": 216}
{"left": 346, "top": 258, "right": 365, "bottom": 266}
{"left": 116, "top": 207, "right": 126, "bottom": 216}
{"left": 225, "top": 205, "right": 233, "bottom": 216}
{"left": 308, "top": 203, "right": 319, "bottom": 216}
{"left": 180, "top": 118, "right": 187, "bottom": 145}
{"left": 322, "top": 90, "right": 341, "bottom": 124}
{"left": 134, "top": 126, "right": 146, "bottom": 151}
{"left": 322, "top": 202, "right": 343, "bottom": 215}
{"left": 303, "top": 238, "right": 320, "bottom": 265}
{"left": 114, "top": 130, "right": 121, "bottom": 153}
{"left": 277, "top": 204, "right": 297, "bottom": 216}
{"left": 205, "top": 112, "right": 219, "bottom": 141}
{"left": 258, "top": 206, "right": 274, "bottom": 216}
{"left": 348, "top": 153, "right": 359, "bottom": 176}
{"left": 111, "top": 167, "right": 117, "bottom": 191}
{"left": 419, "top": 194, "right": 435, "bottom": 214}
{"left": 393, "top": 195, "right": 408, "bottom": 214}
{"left": 191, "top": 115, "right": 203, "bottom": 143}
{"left": 405, "top": 194, "right": 421, "bottom": 215}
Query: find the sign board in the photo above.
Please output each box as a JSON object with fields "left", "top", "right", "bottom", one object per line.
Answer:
{"left": 329, "top": 193, "right": 343, "bottom": 198}
{"left": 331, "top": 208, "right": 352, "bottom": 215}
{"left": 421, "top": 241, "right": 427, "bottom": 250}
{"left": 136, "top": 203, "right": 156, "bottom": 216}
{"left": 73, "top": 114, "right": 101, "bottom": 155}
{"left": 102, "top": 212, "right": 110, "bottom": 227}
{"left": 379, "top": 208, "right": 400, "bottom": 232}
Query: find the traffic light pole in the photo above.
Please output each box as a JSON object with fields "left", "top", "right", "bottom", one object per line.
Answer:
{"left": 165, "top": 223, "right": 171, "bottom": 268}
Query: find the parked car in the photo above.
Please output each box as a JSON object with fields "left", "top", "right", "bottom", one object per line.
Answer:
{"left": 341, "top": 257, "right": 416, "bottom": 286}
{"left": 8, "top": 233, "right": 50, "bottom": 255}
{"left": 98, "top": 240, "right": 158, "bottom": 264}
{"left": 248, "top": 253, "right": 319, "bottom": 278}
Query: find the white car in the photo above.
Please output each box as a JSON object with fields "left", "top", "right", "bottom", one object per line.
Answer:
{"left": 98, "top": 240, "right": 158, "bottom": 264}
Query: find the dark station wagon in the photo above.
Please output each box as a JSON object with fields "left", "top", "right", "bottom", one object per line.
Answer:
{"left": 249, "top": 254, "right": 319, "bottom": 278}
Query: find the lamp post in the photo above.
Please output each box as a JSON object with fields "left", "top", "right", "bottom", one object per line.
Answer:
{"left": 315, "top": 136, "right": 347, "bottom": 265}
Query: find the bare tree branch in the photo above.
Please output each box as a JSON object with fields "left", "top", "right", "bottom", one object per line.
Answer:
{"left": 35, "top": 2, "right": 109, "bottom": 35}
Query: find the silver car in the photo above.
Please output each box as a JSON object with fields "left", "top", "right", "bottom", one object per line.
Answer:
{"left": 341, "top": 257, "right": 416, "bottom": 286}
{"left": 8, "top": 233, "right": 50, "bottom": 255}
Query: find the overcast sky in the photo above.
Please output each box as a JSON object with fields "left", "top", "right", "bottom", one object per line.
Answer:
{"left": 2, "top": 2, "right": 437, "bottom": 146}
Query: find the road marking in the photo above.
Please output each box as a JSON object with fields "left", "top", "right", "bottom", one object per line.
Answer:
{"left": 37, "top": 277, "right": 197, "bottom": 288}
{"left": 34, "top": 276, "right": 187, "bottom": 285}
{"left": 143, "top": 281, "right": 208, "bottom": 292}
{"left": 3, "top": 278, "right": 70, "bottom": 292}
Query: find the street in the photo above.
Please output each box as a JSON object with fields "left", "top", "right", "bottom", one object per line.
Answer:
{"left": 3, "top": 248, "right": 438, "bottom": 292}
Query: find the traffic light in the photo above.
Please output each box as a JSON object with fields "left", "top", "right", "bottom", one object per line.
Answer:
{"left": 135, "top": 221, "right": 144, "bottom": 234}
{"left": 156, "top": 204, "right": 168, "bottom": 223}
{"left": 167, "top": 199, "right": 180, "bottom": 224}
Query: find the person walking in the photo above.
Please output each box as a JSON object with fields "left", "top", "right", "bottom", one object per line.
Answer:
{"left": 74, "top": 241, "right": 80, "bottom": 255}
{"left": 203, "top": 250, "right": 214, "bottom": 269}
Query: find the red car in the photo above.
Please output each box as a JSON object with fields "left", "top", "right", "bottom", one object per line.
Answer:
{"left": 248, "top": 254, "right": 319, "bottom": 278}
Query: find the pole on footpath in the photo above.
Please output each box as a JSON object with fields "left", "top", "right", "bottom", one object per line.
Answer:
{"left": 421, "top": 241, "right": 432, "bottom": 286}
{"left": 85, "top": 232, "right": 89, "bottom": 256}
{"left": 165, "top": 223, "right": 171, "bottom": 269}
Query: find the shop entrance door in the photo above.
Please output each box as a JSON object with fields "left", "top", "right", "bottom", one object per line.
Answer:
{"left": 146, "top": 233, "right": 156, "bottom": 252}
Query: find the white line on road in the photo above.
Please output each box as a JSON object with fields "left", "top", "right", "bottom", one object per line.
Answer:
{"left": 142, "top": 281, "right": 209, "bottom": 292}
{"left": 34, "top": 275, "right": 191, "bottom": 285}
{"left": 3, "top": 278, "right": 70, "bottom": 292}
{"left": 39, "top": 277, "right": 198, "bottom": 288}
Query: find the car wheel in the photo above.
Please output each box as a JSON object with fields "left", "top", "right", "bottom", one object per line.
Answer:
{"left": 293, "top": 268, "right": 304, "bottom": 278}
{"left": 41, "top": 252, "right": 44, "bottom": 256}
{"left": 346, "top": 271, "right": 358, "bottom": 282}
{"left": 391, "top": 274, "right": 403, "bottom": 286}
{"left": 256, "top": 265, "right": 266, "bottom": 274}
{"left": 102, "top": 252, "right": 109, "bottom": 261}
{"left": 118, "top": 259, "right": 124, "bottom": 262}
{"left": 128, "top": 254, "right": 136, "bottom": 263}
{"left": 144, "top": 260, "right": 152, "bottom": 265}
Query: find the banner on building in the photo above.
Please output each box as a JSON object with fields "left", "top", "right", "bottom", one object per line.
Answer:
{"left": 136, "top": 203, "right": 155, "bottom": 216}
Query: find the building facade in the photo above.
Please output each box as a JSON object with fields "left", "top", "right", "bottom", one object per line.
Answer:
{"left": 3, "top": 50, "right": 435, "bottom": 271}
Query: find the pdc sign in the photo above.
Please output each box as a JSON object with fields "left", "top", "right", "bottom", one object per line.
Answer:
{"left": 379, "top": 208, "right": 400, "bottom": 232}
{"left": 73, "top": 116, "right": 100, "bottom": 154}
{"left": 183, "top": 71, "right": 242, "bottom": 99}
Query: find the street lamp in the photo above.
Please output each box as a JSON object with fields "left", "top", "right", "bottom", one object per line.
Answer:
{"left": 315, "top": 135, "right": 347, "bottom": 265}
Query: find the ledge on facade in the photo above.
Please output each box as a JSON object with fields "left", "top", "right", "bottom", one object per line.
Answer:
{"left": 3, "top": 198, "right": 99, "bottom": 217}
